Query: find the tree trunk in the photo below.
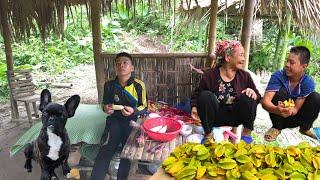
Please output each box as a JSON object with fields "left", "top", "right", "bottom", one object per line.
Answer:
{"left": 240, "top": 0, "right": 256, "bottom": 69}
{"left": 90, "top": 0, "right": 104, "bottom": 103}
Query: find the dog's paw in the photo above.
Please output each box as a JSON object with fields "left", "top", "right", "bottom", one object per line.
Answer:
{"left": 66, "top": 173, "right": 71, "bottom": 179}
{"left": 24, "top": 164, "right": 32, "bottom": 172}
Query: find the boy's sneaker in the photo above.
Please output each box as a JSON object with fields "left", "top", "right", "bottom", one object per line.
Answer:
{"left": 241, "top": 135, "right": 253, "bottom": 144}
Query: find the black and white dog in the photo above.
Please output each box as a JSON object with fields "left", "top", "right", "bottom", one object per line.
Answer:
{"left": 24, "top": 89, "right": 80, "bottom": 180}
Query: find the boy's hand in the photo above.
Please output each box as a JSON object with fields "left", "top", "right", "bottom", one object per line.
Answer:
{"left": 191, "top": 107, "right": 201, "bottom": 122}
{"left": 241, "top": 88, "right": 257, "bottom": 100}
{"left": 104, "top": 104, "right": 114, "bottom": 115}
{"left": 276, "top": 101, "right": 293, "bottom": 118}
{"left": 122, "top": 106, "right": 134, "bottom": 116}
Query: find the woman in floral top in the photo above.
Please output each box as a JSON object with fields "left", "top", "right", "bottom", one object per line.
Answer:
{"left": 191, "top": 40, "right": 261, "bottom": 143}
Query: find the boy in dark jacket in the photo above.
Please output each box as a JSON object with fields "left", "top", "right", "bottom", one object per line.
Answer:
{"left": 91, "top": 52, "right": 147, "bottom": 180}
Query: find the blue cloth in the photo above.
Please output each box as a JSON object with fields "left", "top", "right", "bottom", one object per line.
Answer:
{"left": 314, "top": 127, "right": 320, "bottom": 141}
{"left": 174, "top": 98, "right": 191, "bottom": 114}
{"left": 265, "top": 70, "right": 315, "bottom": 98}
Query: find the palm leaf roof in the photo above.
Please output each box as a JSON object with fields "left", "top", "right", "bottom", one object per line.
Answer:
{"left": 1, "top": 0, "right": 320, "bottom": 41}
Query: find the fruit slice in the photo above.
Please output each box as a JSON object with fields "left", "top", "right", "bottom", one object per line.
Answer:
{"left": 112, "top": 104, "right": 124, "bottom": 110}
{"left": 158, "top": 125, "right": 167, "bottom": 133}
{"left": 150, "top": 125, "right": 163, "bottom": 132}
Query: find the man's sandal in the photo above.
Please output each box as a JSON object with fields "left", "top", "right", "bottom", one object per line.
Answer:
{"left": 264, "top": 128, "right": 281, "bottom": 142}
{"left": 300, "top": 129, "right": 317, "bottom": 140}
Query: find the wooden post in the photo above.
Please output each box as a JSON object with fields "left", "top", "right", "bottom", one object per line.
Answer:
{"left": 0, "top": 0, "right": 13, "bottom": 71}
{"left": 90, "top": 0, "right": 104, "bottom": 102}
{"left": 58, "top": 2, "right": 65, "bottom": 38}
{"left": 207, "top": 0, "right": 218, "bottom": 67}
{"left": 0, "top": 0, "right": 18, "bottom": 119}
{"left": 240, "top": 0, "right": 256, "bottom": 69}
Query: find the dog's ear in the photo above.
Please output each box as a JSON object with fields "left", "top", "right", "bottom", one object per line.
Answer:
{"left": 39, "top": 89, "right": 52, "bottom": 112}
{"left": 64, "top": 95, "right": 80, "bottom": 118}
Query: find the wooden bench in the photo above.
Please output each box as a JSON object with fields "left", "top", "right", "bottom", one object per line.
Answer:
{"left": 120, "top": 117, "right": 188, "bottom": 179}
{"left": 7, "top": 69, "right": 39, "bottom": 124}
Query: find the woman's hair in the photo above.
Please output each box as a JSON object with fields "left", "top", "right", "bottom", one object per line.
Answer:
{"left": 215, "top": 40, "right": 242, "bottom": 65}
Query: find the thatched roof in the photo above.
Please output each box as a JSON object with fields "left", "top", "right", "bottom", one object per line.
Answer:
{"left": 1, "top": 0, "right": 174, "bottom": 40}
{"left": 181, "top": 0, "right": 240, "bottom": 11}
{"left": 182, "top": 0, "right": 320, "bottom": 31}
{"left": 2, "top": 0, "right": 90, "bottom": 40}
{"left": 1, "top": 0, "right": 320, "bottom": 41}
{"left": 258, "top": 0, "right": 320, "bottom": 30}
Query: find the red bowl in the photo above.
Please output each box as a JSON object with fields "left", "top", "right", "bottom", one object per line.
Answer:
{"left": 142, "top": 117, "right": 182, "bottom": 142}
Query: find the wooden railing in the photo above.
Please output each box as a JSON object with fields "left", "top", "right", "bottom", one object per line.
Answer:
{"left": 100, "top": 53, "right": 208, "bottom": 105}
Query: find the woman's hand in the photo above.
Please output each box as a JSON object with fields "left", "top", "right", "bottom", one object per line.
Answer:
{"left": 241, "top": 88, "right": 257, "bottom": 100}
{"left": 104, "top": 104, "right": 114, "bottom": 115}
{"left": 122, "top": 106, "right": 134, "bottom": 116}
{"left": 191, "top": 107, "right": 201, "bottom": 122}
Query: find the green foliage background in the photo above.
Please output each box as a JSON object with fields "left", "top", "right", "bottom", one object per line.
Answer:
{"left": 1, "top": 4, "right": 320, "bottom": 101}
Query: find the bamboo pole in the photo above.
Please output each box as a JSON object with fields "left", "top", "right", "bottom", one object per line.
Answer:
{"left": 0, "top": 0, "right": 18, "bottom": 119}
{"left": 278, "top": 13, "right": 292, "bottom": 69}
{"left": 90, "top": 0, "right": 104, "bottom": 103}
{"left": 240, "top": 0, "right": 256, "bottom": 69}
{"left": 207, "top": 0, "right": 218, "bottom": 67}
{"left": 273, "top": 27, "right": 282, "bottom": 71}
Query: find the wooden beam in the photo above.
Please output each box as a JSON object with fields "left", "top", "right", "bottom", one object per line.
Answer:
{"left": 101, "top": 52, "right": 207, "bottom": 58}
{"left": 90, "top": 0, "right": 104, "bottom": 103}
{"left": 240, "top": 0, "right": 256, "bottom": 69}
{"left": 207, "top": 0, "right": 218, "bottom": 67}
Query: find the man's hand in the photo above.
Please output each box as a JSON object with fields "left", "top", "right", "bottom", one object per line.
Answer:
{"left": 241, "top": 88, "right": 257, "bottom": 100}
{"left": 122, "top": 106, "right": 134, "bottom": 116}
{"left": 104, "top": 104, "right": 114, "bottom": 115}
{"left": 191, "top": 107, "right": 201, "bottom": 122}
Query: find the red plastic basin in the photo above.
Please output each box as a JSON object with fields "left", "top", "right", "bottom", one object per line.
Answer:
{"left": 142, "top": 117, "right": 182, "bottom": 142}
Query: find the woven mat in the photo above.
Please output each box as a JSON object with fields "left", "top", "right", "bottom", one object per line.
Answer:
{"left": 10, "top": 104, "right": 107, "bottom": 156}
